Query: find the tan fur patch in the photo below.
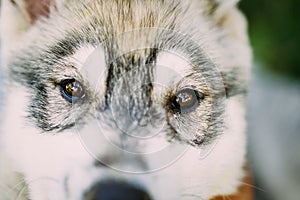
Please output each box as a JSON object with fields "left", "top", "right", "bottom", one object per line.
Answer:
{"left": 211, "top": 168, "right": 253, "bottom": 200}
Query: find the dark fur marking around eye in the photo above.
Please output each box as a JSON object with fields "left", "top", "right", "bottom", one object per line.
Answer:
{"left": 28, "top": 83, "right": 76, "bottom": 132}
{"left": 29, "top": 83, "right": 51, "bottom": 130}
{"left": 47, "top": 36, "right": 79, "bottom": 59}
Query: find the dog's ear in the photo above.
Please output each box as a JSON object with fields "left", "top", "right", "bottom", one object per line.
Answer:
{"left": 206, "top": 0, "right": 252, "bottom": 97}
{"left": 206, "top": 0, "right": 248, "bottom": 43}
{"left": 1, "top": 0, "right": 58, "bottom": 45}
{"left": 9, "top": 0, "right": 55, "bottom": 24}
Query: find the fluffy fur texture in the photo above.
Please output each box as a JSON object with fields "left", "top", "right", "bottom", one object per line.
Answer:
{"left": 0, "top": 0, "right": 252, "bottom": 199}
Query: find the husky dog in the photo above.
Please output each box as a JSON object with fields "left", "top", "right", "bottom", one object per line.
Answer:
{"left": 0, "top": 0, "right": 252, "bottom": 199}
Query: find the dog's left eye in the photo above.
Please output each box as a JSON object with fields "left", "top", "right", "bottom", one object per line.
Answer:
{"left": 60, "top": 79, "right": 85, "bottom": 103}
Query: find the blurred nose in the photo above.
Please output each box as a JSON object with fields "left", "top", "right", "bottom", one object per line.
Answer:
{"left": 85, "top": 181, "right": 152, "bottom": 200}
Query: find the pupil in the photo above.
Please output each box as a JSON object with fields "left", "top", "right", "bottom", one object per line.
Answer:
{"left": 170, "top": 95, "right": 181, "bottom": 113}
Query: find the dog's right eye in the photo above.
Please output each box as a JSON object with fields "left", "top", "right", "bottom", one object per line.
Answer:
{"left": 168, "top": 88, "right": 205, "bottom": 114}
{"left": 60, "top": 79, "right": 86, "bottom": 103}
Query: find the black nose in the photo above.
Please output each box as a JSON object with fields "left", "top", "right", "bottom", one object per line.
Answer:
{"left": 85, "top": 181, "right": 152, "bottom": 200}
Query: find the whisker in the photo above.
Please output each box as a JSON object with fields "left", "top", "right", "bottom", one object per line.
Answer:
{"left": 16, "top": 184, "right": 29, "bottom": 200}
{"left": 226, "top": 195, "right": 234, "bottom": 200}
{"left": 11, "top": 177, "right": 60, "bottom": 200}
{"left": 238, "top": 181, "right": 267, "bottom": 192}
{"left": 181, "top": 193, "right": 205, "bottom": 200}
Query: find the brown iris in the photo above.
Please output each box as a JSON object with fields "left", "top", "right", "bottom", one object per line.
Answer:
{"left": 169, "top": 88, "right": 204, "bottom": 114}
{"left": 60, "top": 79, "right": 85, "bottom": 102}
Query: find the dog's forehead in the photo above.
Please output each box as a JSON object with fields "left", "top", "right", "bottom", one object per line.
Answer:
{"left": 14, "top": 0, "right": 205, "bottom": 88}
{"left": 68, "top": 44, "right": 192, "bottom": 92}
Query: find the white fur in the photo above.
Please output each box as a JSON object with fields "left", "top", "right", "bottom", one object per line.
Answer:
{"left": 156, "top": 51, "right": 191, "bottom": 85}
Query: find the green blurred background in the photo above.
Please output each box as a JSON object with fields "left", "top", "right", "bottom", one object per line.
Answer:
{"left": 240, "top": 0, "right": 300, "bottom": 80}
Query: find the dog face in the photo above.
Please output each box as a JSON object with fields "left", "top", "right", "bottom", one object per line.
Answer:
{"left": 0, "top": 0, "right": 252, "bottom": 199}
